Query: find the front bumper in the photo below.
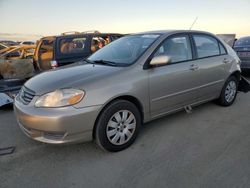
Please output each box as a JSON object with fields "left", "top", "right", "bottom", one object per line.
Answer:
{"left": 14, "top": 99, "right": 101, "bottom": 144}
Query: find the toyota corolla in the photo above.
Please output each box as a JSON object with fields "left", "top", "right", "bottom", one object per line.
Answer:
{"left": 14, "top": 30, "right": 242, "bottom": 151}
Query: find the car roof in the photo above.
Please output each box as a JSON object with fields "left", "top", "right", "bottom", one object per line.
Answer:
{"left": 133, "top": 29, "right": 214, "bottom": 36}
{"left": 237, "top": 36, "right": 250, "bottom": 40}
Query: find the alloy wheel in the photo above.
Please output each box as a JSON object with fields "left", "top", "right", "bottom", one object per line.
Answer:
{"left": 106, "top": 110, "right": 136, "bottom": 145}
{"left": 225, "top": 80, "right": 237, "bottom": 103}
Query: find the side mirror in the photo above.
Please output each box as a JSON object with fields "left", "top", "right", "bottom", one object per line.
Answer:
{"left": 150, "top": 55, "right": 171, "bottom": 66}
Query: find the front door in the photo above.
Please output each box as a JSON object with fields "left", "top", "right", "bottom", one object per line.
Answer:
{"left": 148, "top": 34, "right": 201, "bottom": 118}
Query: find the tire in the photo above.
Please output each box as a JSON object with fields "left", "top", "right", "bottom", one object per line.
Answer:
{"left": 95, "top": 100, "right": 141, "bottom": 152}
{"left": 217, "top": 76, "right": 238, "bottom": 106}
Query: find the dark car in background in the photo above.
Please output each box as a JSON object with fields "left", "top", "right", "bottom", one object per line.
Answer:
{"left": 0, "top": 40, "right": 19, "bottom": 46}
{"left": 234, "top": 36, "right": 250, "bottom": 71}
{"left": 33, "top": 31, "right": 123, "bottom": 71}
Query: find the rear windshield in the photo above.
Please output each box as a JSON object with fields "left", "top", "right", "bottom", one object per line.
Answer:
{"left": 59, "top": 37, "right": 87, "bottom": 54}
{"left": 234, "top": 37, "right": 250, "bottom": 46}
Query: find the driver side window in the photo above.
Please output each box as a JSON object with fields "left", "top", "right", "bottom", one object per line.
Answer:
{"left": 154, "top": 35, "right": 192, "bottom": 63}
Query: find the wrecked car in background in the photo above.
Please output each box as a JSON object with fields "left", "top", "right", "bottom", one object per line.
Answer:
{"left": 33, "top": 31, "right": 123, "bottom": 70}
{"left": 0, "top": 43, "right": 18, "bottom": 55}
{"left": 19, "top": 41, "right": 35, "bottom": 45}
{"left": 0, "top": 45, "right": 36, "bottom": 107}
{"left": 0, "top": 31, "right": 123, "bottom": 106}
{"left": 0, "top": 43, "right": 9, "bottom": 54}
{"left": 0, "top": 40, "right": 19, "bottom": 46}
{"left": 1, "top": 45, "right": 35, "bottom": 60}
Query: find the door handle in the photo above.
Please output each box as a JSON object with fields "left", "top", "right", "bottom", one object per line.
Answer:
{"left": 223, "top": 58, "right": 230, "bottom": 64}
{"left": 189, "top": 64, "right": 199, "bottom": 71}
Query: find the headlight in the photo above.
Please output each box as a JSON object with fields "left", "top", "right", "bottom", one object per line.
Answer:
{"left": 35, "top": 89, "right": 85, "bottom": 108}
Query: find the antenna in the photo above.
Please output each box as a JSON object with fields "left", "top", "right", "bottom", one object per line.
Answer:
{"left": 189, "top": 17, "right": 198, "bottom": 30}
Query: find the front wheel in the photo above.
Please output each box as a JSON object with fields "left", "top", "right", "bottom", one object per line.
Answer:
{"left": 95, "top": 100, "right": 141, "bottom": 152}
{"left": 217, "top": 76, "right": 238, "bottom": 106}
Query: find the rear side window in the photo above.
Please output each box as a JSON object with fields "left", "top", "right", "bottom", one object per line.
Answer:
{"left": 193, "top": 35, "right": 220, "bottom": 58}
{"left": 154, "top": 35, "right": 192, "bottom": 63}
{"left": 219, "top": 43, "right": 226, "bottom": 54}
{"left": 60, "top": 37, "right": 87, "bottom": 54}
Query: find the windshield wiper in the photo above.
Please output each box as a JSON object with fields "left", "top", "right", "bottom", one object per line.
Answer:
{"left": 84, "top": 59, "right": 95, "bottom": 64}
{"left": 92, "top": 59, "right": 118, "bottom": 66}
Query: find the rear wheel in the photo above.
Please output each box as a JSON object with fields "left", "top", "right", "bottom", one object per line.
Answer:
{"left": 217, "top": 76, "right": 238, "bottom": 106}
{"left": 95, "top": 100, "right": 141, "bottom": 152}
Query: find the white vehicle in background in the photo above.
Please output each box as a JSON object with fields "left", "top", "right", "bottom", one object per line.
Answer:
{"left": 217, "top": 34, "right": 236, "bottom": 47}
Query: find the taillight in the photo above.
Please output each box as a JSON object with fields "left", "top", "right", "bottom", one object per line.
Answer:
{"left": 50, "top": 60, "right": 58, "bottom": 69}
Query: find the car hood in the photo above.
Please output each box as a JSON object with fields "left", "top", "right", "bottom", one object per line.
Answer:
{"left": 25, "top": 63, "right": 123, "bottom": 95}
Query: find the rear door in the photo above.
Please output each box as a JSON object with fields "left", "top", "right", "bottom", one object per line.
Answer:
{"left": 149, "top": 34, "right": 202, "bottom": 118}
{"left": 191, "top": 33, "right": 229, "bottom": 100}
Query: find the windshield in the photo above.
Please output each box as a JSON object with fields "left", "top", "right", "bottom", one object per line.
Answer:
{"left": 88, "top": 34, "right": 160, "bottom": 66}
{"left": 234, "top": 37, "right": 250, "bottom": 47}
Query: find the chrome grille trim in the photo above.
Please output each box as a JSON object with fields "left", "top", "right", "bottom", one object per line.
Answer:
{"left": 19, "top": 86, "right": 36, "bottom": 105}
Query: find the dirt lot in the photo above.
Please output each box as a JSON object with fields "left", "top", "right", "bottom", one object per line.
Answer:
{"left": 0, "top": 76, "right": 250, "bottom": 188}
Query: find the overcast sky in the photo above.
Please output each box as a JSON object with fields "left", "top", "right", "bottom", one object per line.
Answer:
{"left": 1, "top": 0, "right": 250, "bottom": 39}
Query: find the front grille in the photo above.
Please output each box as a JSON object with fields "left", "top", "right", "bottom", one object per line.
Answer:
{"left": 19, "top": 86, "right": 36, "bottom": 105}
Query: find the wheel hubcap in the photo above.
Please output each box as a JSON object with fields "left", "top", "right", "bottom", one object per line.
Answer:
{"left": 225, "top": 80, "right": 237, "bottom": 103}
{"left": 106, "top": 110, "right": 136, "bottom": 145}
